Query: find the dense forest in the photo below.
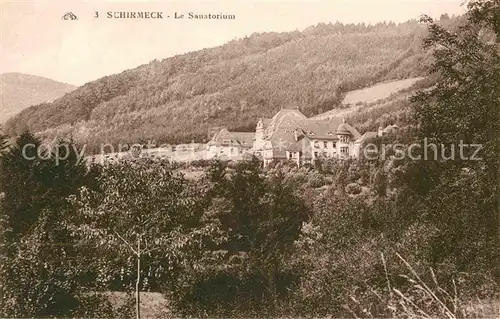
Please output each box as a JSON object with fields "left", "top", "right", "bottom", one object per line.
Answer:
{"left": 1, "top": 2, "right": 499, "bottom": 318}
{"left": 5, "top": 19, "right": 460, "bottom": 153}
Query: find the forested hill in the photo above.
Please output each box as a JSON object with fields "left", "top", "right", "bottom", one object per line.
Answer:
{"left": 6, "top": 19, "right": 455, "bottom": 152}
{"left": 0, "top": 73, "right": 75, "bottom": 123}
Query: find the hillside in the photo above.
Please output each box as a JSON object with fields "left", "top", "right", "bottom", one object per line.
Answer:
{"left": 0, "top": 73, "right": 75, "bottom": 123}
{"left": 6, "top": 21, "right": 434, "bottom": 153}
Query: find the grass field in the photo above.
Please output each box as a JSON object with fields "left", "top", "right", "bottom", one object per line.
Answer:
{"left": 313, "top": 77, "right": 424, "bottom": 121}
{"left": 107, "top": 291, "right": 171, "bottom": 318}
{"left": 342, "top": 77, "right": 425, "bottom": 105}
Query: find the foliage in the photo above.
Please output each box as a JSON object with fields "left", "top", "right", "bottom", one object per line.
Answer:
{"left": 346, "top": 182, "right": 362, "bottom": 195}
{"left": 345, "top": 252, "right": 499, "bottom": 319}
{"left": 0, "top": 132, "right": 107, "bottom": 317}
{"left": 0, "top": 128, "right": 8, "bottom": 153}
{"left": 69, "top": 160, "right": 203, "bottom": 292}
{"left": 1, "top": 208, "right": 113, "bottom": 317}
{"left": 168, "top": 159, "right": 310, "bottom": 316}
{"left": 409, "top": 0, "right": 500, "bottom": 277}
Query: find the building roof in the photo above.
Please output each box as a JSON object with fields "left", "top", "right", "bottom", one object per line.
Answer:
{"left": 264, "top": 108, "right": 308, "bottom": 137}
{"left": 288, "top": 138, "right": 313, "bottom": 159}
{"left": 303, "top": 118, "right": 343, "bottom": 139}
{"left": 355, "top": 131, "right": 378, "bottom": 144}
{"left": 335, "top": 122, "right": 362, "bottom": 139}
{"left": 264, "top": 133, "right": 313, "bottom": 159}
{"left": 336, "top": 123, "right": 350, "bottom": 134}
{"left": 265, "top": 109, "right": 355, "bottom": 138}
{"left": 261, "top": 118, "right": 271, "bottom": 129}
{"left": 209, "top": 128, "right": 254, "bottom": 147}
{"left": 260, "top": 109, "right": 361, "bottom": 153}
{"left": 302, "top": 118, "right": 362, "bottom": 140}
{"left": 267, "top": 129, "right": 297, "bottom": 158}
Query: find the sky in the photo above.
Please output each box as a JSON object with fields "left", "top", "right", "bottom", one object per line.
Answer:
{"left": 0, "top": 0, "right": 468, "bottom": 86}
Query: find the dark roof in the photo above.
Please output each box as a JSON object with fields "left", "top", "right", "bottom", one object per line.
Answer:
{"left": 264, "top": 109, "right": 308, "bottom": 137}
{"left": 269, "top": 111, "right": 360, "bottom": 140}
{"left": 304, "top": 118, "right": 343, "bottom": 139}
{"left": 355, "top": 131, "right": 378, "bottom": 143}
{"left": 336, "top": 123, "right": 350, "bottom": 134}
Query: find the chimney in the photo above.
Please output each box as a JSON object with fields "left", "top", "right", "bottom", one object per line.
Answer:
{"left": 294, "top": 129, "right": 302, "bottom": 141}
{"left": 377, "top": 126, "right": 383, "bottom": 137}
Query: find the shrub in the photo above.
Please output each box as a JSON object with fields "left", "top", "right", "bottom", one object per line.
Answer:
{"left": 346, "top": 182, "right": 362, "bottom": 195}
{"left": 307, "top": 171, "right": 325, "bottom": 188}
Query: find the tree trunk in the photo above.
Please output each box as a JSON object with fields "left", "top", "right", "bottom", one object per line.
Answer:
{"left": 136, "top": 238, "right": 141, "bottom": 319}
{"left": 268, "top": 209, "right": 276, "bottom": 308}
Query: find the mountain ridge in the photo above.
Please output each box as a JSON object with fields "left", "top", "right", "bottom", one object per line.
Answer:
{"left": 0, "top": 73, "right": 76, "bottom": 123}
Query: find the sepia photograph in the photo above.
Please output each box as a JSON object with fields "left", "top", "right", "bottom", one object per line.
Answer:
{"left": 0, "top": 0, "right": 499, "bottom": 317}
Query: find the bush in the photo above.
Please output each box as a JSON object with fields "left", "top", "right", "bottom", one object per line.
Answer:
{"left": 346, "top": 182, "right": 362, "bottom": 195}
{"left": 307, "top": 171, "right": 326, "bottom": 188}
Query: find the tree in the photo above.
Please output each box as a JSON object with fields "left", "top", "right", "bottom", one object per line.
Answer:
{"left": 440, "top": 13, "right": 450, "bottom": 21}
{"left": 0, "top": 133, "right": 87, "bottom": 238}
{"left": 174, "top": 159, "right": 309, "bottom": 316}
{"left": 0, "top": 129, "right": 7, "bottom": 314}
{"left": 0, "top": 133, "right": 96, "bottom": 317}
{"left": 373, "top": 167, "right": 387, "bottom": 197}
{"left": 0, "top": 129, "right": 7, "bottom": 154}
{"left": 70, "top": 160, "right": 199, "bottom": 319}
{"left": 335, "top": 160, "right": 349, "bottom": 195}
{"left": 410, "top": 1, "right": 500, "bottom": 277}
{"left": 0, "top": 131, "right": 43, "bottom": 237}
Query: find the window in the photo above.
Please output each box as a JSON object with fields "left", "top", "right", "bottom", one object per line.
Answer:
{"left": 341, "top": 147, "right": 349, "bottom": 154}
{"left": 323, "top": 141, "right": 328, "bottom": 148}
{"left": 313, "top": 141, "right": 320, "bottom": 148}
{"left": 222, "top": 139, "right": 230, "bottom": 146}
{"left": 340, "top": 135, "right": 349, "bottom": 143}
{"left": 314, "top": 152, "right": 318, "bottom": 158}
{"left": 323, "top": 152, "right": 328, "bottom": 157}
{"left": 333, "top": 142, "right": 337, "bottom": 148}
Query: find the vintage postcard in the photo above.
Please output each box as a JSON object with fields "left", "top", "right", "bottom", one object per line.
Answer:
{"left": 1, "top": 0, "right": 499, "bottom": 318}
